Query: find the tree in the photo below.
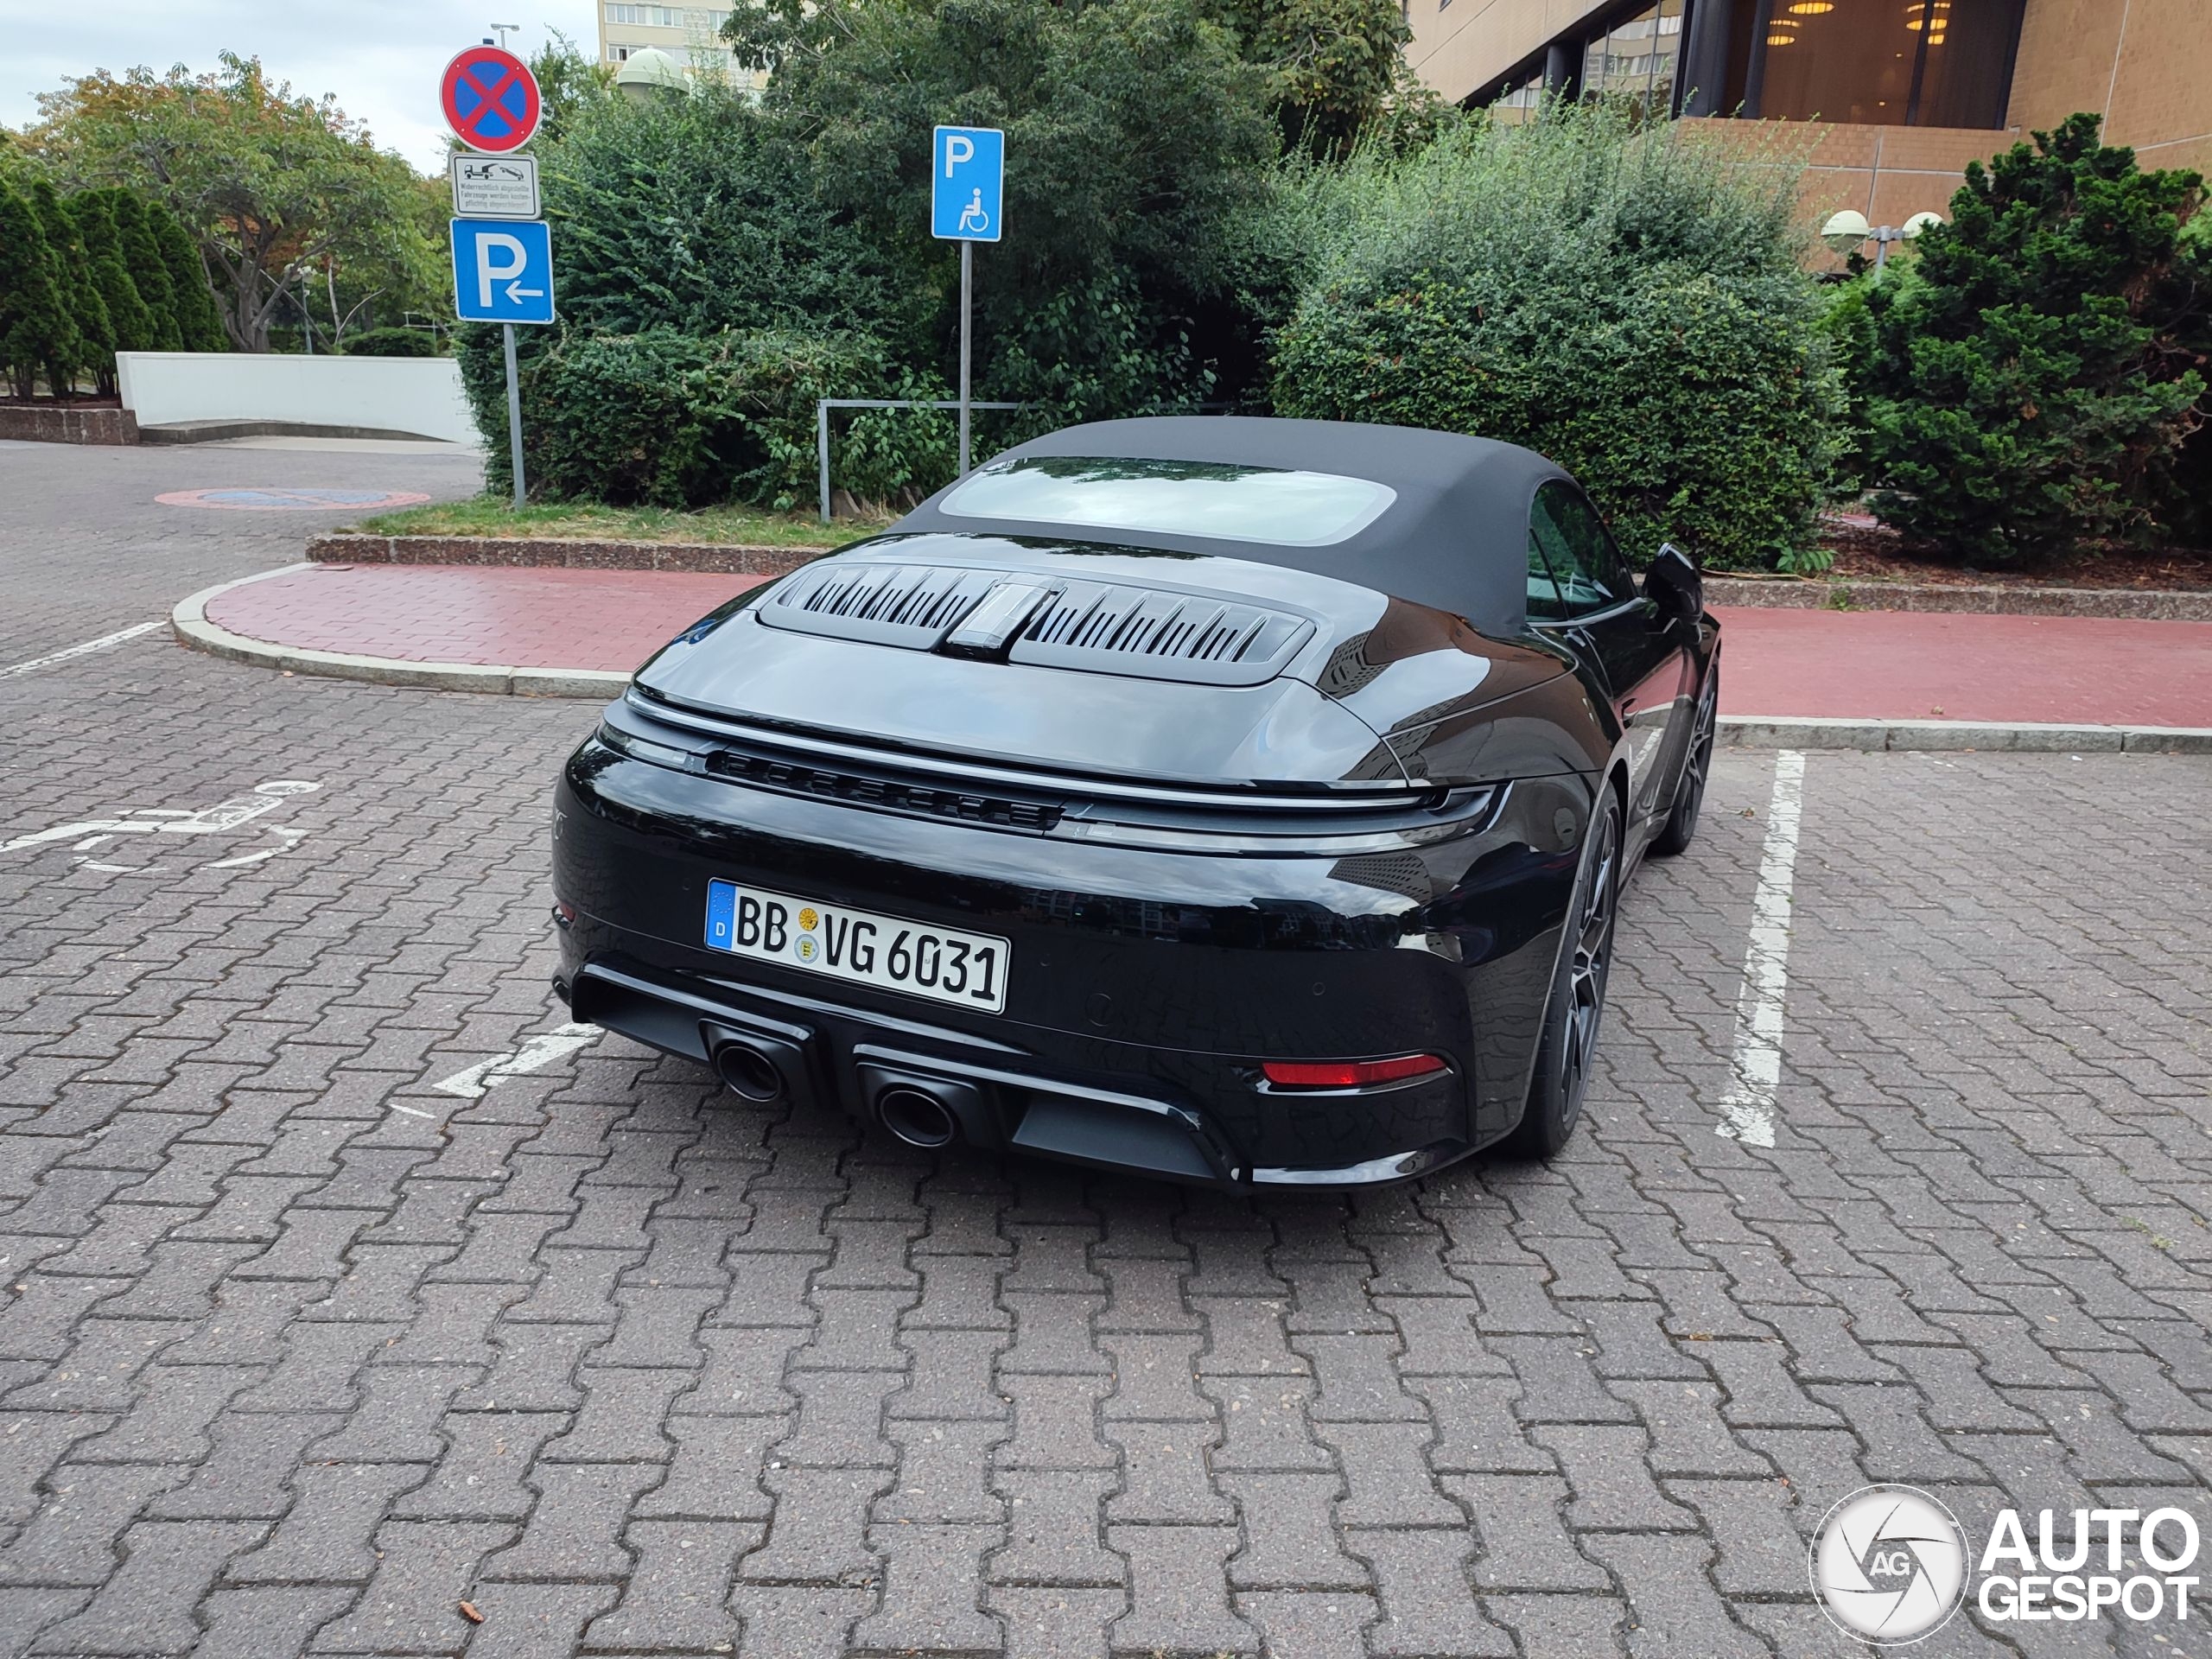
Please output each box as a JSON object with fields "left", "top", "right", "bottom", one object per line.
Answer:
{"left": 0, "top": 183, "right": 79, "bottom": 397}
{"left": 25, "top": 178, "right": 108, "bottom": 393}
{"left": 732, "top": 0, "right": 1277, "bottom": 420}
{"left": 111, "top": 190, "right": 183, "bottom": 351}
{"left": 528, "top": 32, "right": 618, "bottom": 146}
{"left": 1855, "top": 114, "right": 2208, "bottom": 563}
{"left": 29, "top": 54, "right": 440, "bottom": 353}
{"left": 1211, "top": 0, "right": 1433, "bottom": 157}
{"left": 69, "top": 190, "right": 158, "bottom": 391}
{"left": 145, "top": 199, "right": 226, "bottom": 351}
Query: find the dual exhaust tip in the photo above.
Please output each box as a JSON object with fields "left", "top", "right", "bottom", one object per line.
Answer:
{"left": 707, "top": 1039, "right": 964, "bottom": 1150}
{"left": 710, "top": 1040, "right": 787, "bottom": 1103}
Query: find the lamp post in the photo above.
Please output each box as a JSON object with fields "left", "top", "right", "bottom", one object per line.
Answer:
{"left": 1821, "top": 208, "right": 1944, "bottom": 271}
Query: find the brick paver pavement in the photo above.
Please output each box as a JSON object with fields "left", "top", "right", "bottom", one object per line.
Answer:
{"left": 1, "top": 442, "right": 2209, "bottom": 1656}
{"left": 0, "top": 437, "right": 481, "bottom": 666}
{"left": 206, "top": 566, "right": 769, "bottom": 672}
{"left": 1714, "top": 607, "right": 2212, "bottom": 727}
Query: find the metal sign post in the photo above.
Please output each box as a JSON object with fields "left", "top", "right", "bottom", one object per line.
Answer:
{"left": 444, "top": 46, "right": 548, "bottom": 509}
{"left": 450, "top": 216, "right": 556, "bottom": 506}
{"left": 931, "top": 125, "right": 1004, "bottom": 477}
{"left": 959, "top": 242, "right": 973, "bottom": 476}
{"left": 503, "top": 324, "right": 526, "bottom": 509}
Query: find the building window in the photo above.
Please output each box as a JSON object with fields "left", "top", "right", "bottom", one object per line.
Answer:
{"left": 1489, "top": 67, "right": 1544, "bottom": 125}
{"left": 1582, "top": 1, "right": 1687, "bottom": 117}
{"left": 607, "top": 4, "right": 683, "bottom": 25}
{"left": 1750, "top": 0, "right": 2023, "bottom": 127}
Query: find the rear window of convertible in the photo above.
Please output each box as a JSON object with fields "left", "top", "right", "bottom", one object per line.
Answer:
{"left": 939, "top": 456, "right": 1396, "bottom": 548}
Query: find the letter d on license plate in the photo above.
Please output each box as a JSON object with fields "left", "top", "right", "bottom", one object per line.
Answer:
{"left": 704, "top": 880, "right": 1009, "bottom": 1014}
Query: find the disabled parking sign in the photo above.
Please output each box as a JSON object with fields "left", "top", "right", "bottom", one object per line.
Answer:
{"left": 449, "top": 219, "right": 555, "bottom": 325}
{"left": 932, "top": 126, "right": 1004, "bottom": 243}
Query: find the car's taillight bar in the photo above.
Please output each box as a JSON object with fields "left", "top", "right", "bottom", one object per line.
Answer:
{"left": 1261, "top": 1054, "right": 1449, "bottom": 1090}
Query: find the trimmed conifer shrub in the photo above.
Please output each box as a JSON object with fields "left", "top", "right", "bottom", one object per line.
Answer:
{"left": 145, "top": 200, "right": 227, "bottom": 351}
{"left": 111, "top": 192, "right": 184, "bottom": 352}
{"left": 68, "top": 190, "right": 157, "bottom": 388}
{"left": 1853, "top": 114, "right": 2208, "bottom": 564}
{"left": 26, "top": 179, "right": 107, "bottom": 394}
{"left": 0, "top": 183, "right": 79, "bottom": 398}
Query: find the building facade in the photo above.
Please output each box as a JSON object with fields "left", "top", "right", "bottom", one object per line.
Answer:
{"left": 594, "top": 2, "right": 765, "bottom": 93}
{"left": 1410, "top": 0, "right": 2211, "bottom": 232}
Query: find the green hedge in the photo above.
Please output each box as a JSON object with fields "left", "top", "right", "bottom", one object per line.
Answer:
{"left": 1268, "top": 102, "right": 1845, "bottom": 571}
{"left": 461, "top": 323, "right": 957, "bottom": 512}
{"left": 340, "top": 325, "right": 442, "bottom": 358}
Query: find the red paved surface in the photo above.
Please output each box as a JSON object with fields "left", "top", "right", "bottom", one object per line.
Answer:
{"left": 207, "top": 564, "right": 766, "bottom": 672}
{"left": 1715, "top": 606, "right": 2212, "bottom": 727}
{"left": 204, "top": 565, "right": 2212, "bottom": 726}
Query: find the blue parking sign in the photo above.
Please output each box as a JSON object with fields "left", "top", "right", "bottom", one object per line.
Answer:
{"left": 450, "top": 218, "right": 556, "bottom": 324}
{"left": 931, "top": 126, "right": 1004, "bottom": 243}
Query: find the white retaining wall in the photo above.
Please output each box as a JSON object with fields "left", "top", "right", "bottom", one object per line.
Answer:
{"left": 116, "top": 352, "right": 479, "bottom": 444}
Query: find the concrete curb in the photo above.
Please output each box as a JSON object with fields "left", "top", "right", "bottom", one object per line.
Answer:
{"left": 1720, "top": 715, "right": 2212, "bottom": 753}
{"left": 308, "top": 532, "right": 832, "bottom": 576}
{"left": 1706, "top": 575, "right": 2212, "bottom": 622}
{"left": 170, "top": 566, "right": 630, "bottom": 699}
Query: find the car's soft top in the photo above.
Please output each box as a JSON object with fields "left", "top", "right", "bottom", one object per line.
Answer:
{"left": 890, "top": 416, "right": 1568, "bottom": 640}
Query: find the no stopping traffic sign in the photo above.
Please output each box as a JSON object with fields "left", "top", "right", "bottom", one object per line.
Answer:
{"left": 440, "top": 46, "right": 541, "bottom": 154}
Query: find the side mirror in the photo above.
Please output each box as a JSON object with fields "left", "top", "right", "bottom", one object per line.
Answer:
{"left": 1644, "top": 543, "right": 1702, "bottom": 625}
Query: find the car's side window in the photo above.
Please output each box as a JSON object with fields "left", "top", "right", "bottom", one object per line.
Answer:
{"left": 1526, "top": 530, "right": 1570, "bottom": 622}
{"left": 1530, "top": 481, "right": 1634, "bottom": 615}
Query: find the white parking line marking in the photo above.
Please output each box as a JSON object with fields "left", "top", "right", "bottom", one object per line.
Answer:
{"left": 432, "top": 1023, "right": 601, "bottom": 1100}
{"left": 0, "top": 620, "right": 163, "bottom": 679}
{"left": 1715, "top": 750, "right": 1807, "bottom": 1149}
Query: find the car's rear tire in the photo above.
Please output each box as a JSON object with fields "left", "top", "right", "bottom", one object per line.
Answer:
{"left": 1509, "top": 791, "right": 1622, "bottom": 1159}
{"left": 1649, "top": 664, "right": 1718, "bottom": 859}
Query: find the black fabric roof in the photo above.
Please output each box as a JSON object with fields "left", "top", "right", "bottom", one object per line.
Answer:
{"left": 889, "top": 416, "right": 1569, "bottom": 639}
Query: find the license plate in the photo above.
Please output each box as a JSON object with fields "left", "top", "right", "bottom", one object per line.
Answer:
{"left": 703, "top": 880, "right": 1009, "bottom": 1014}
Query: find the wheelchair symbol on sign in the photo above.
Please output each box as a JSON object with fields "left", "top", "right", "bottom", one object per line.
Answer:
{"left": 957, "top": 189, "right": 990, "bottom": 235}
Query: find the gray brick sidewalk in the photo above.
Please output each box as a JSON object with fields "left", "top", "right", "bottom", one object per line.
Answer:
{"left": 0, "top": 443, "right": 2207, "bottom": 1656}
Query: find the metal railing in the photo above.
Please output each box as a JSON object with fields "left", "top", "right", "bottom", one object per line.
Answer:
{"left": 815, "top": 397, "right": 1023, "bottom": 524}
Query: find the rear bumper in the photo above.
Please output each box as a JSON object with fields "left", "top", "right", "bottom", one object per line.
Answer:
{"left": 561, "top": 956, "right": 1470, "bottom": 1186}
{"left": 552, "top": 739, "right": 1592, "bottom": 1187}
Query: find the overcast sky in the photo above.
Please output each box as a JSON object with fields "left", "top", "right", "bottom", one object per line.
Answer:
{"left": 2, "top": 1, "right": 606, "bottom": 172}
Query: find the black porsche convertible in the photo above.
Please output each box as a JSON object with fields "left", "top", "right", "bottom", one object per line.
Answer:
{"left": 551, "top": 417, "right": 1719, "bottom": 1186}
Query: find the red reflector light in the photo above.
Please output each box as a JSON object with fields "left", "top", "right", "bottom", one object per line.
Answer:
{"left": 1262, "top": 1054, "right": 1448, "bottom": 1089}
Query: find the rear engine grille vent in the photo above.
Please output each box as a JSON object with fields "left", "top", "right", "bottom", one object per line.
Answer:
{"left": 704, "top": 746, "right": 1064, "bottom": 833}
{"left": 758, "top": 562, "right": 1315, "bottom": 685}
{"left": 1012, "top": 581, "right": 1313, "bottom": 687}
{"left": 760, "top": 564, "right": 999, "bottom": 650}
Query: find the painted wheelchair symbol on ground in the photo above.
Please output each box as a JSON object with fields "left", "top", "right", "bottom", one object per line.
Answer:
{"left": 156, "top": 488, "right": 431, "bottom": 512}
{"left": 1, "top": 779, "right": 321, "bottom": 875}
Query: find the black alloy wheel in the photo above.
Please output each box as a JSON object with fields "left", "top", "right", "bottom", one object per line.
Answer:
{"left": 1510, "top": 791, "right": 1623, "bottom": 1158}
{"left": 1650, "top": 664, "right": 1719, "bottom": 858}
